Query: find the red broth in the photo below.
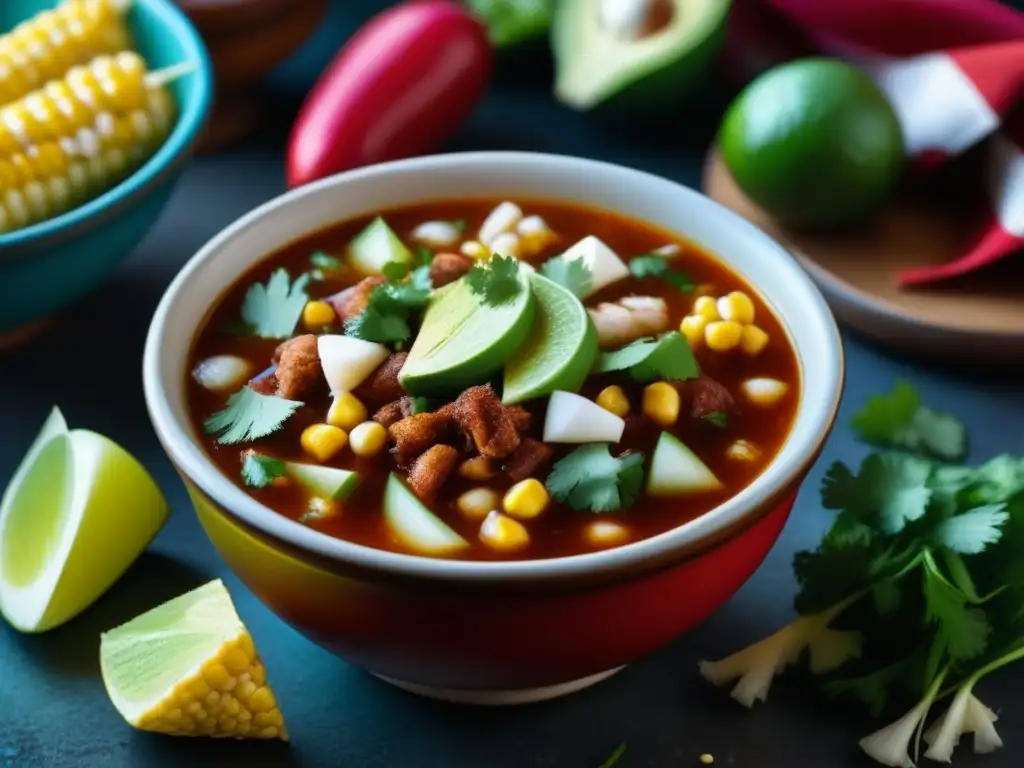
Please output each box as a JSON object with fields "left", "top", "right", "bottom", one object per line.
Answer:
{"left": 187, "top": 199, "right": 800, "bottom": 560}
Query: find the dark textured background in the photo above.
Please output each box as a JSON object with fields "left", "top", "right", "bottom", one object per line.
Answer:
{"left": 3, "top": 2, "right": 1024, "bottom": 766}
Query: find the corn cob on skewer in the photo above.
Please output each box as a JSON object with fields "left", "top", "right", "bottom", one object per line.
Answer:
{"left": 0, "top": 0, "right": 134, "bottom": 106}
{"left": 0, "top": 84, "right": 175, "bottom": 234}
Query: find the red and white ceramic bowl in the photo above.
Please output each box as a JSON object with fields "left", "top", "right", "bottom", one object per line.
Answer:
{"left": 143, "top": 152, "right": 844, "bottom": 705}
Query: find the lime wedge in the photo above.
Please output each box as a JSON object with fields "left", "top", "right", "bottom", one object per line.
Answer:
{"left": 400, "top": 269, "right": 535, "bottom": 396}
{"left": 0, "top": 408, "right": 169, "bottom": 633}
{"left": 100, "top": 579, "right": 288, "bottom": 740}
{"left": 502, "top": 273, "right": 599, "bottom": 404}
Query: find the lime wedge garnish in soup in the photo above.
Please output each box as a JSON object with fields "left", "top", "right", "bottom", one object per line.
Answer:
{"left": 399, "top": 261, "right": 535, "bottom": 396}
{"left": 100, "top": 579, "right": 289, "bottom": 740}
{"left": 0, "top": 407, "right": 169, "bottom": 632}
{"left": 503, "top": 272, "right": 599, "bottom": 404}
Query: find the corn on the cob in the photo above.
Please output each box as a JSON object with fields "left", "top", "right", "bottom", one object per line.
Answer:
{"left": 0, "top": 85, "right": 175, "bottom": 234}
{"left": 0, "top": 0, "right": 133, "bottom": 106}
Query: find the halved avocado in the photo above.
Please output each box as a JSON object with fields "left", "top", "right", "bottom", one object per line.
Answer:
{"left": 553, "top": 0, "right": 730, "bottom": 111}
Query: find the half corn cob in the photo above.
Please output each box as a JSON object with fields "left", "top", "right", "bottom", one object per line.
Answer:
{"left": 0, "top": 57, "right": 179, "bottom": 235}
{"left": 0, "top": 0, "right": 133, "bottom": 106}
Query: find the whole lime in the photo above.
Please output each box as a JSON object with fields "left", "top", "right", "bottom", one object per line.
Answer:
{"left": 719, "top": 58, "right": 905, "bottom": 229}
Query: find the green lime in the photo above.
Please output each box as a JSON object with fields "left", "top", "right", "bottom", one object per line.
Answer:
{"left": 400, "top": 268, "right": 535, "bottom": 397}
{"left": 100, "top": 579, "right": 288, "bottom": 739}
{"left": 719, "top": 58, "right": 904, "bottom": 229}
{"left": 503, "top": 273, "right": 599, "bottom": 404}
{"left": 0, "top": 408, "right": 169, "bottom": 633}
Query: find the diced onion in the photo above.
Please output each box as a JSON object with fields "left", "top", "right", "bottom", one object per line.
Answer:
{"left": 192, "top": 355, "right": 253, "bottom": 392}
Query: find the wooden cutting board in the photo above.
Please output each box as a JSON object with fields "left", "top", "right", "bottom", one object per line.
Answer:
{"left": 703, "top": 149, "right": 1024, "bottom": 368}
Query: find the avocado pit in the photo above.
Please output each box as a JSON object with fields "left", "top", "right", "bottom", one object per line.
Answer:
{"left": 600, "top": 0, "right": 675, "bottom": 40}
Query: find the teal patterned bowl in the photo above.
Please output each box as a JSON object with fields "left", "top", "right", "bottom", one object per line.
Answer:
{"left": 0, "top": 0, "right": 212, "bottom": 338}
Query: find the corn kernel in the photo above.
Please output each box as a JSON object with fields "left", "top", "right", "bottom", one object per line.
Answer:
{"left": 479, "top": 511, "right": 530, "bottom": 553}
{"left": 458, "top": 456, "right": 496, "bottom": 481}
{"left": 300, "top": 424, "right": 348, "bottom": 462}
{"left": 717, "top": 291, "right": 755, "bottom": 325}
{"left": 348, "top": 421, "right": 387, "bottom": 458}
{"left": 726, "top": 440, "right": 762, "bottom": 462}
{"left": 642, "top": 382, "right": 680, "bottom": 426}
{"left": 249, "top": 687, "right": 276, "bottom": 713}
{"left": 222, "top": 648, "right": 250, "bottom": 675}
{"left": 584, "top": 520, "right": 631, "bottom": 548}
{"left": 692, "top": 295, "right": 720, "bottom": 321}
{"left": 596, "top": 385, "right": 630, "bottom": 418}
{"left": 503, "top": 478, "right": 550, "bottom": 520}
{"left": 302, "top": 300, "right": 335, "bottom": 329}
{"left": 705, "top": 320, "right": 744, "bottom": 352}
{"left": 457, "top": 488, "right": 500, "bottom": 521}
{"left": 327, "top": 392, "right": 367, "bottom": 430}
{"left": 680, "top": 315, "right": 707, "bottom": 348}
{"left": 740, "top": 324, "right": 769, "bottom": 356}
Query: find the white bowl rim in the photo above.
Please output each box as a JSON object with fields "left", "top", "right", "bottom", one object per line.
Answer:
{"left": 143, "top": 151, "right": 844, "bottom": 585}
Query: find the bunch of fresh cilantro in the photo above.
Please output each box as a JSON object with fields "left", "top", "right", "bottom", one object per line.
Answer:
{"left": 700, "top": 382, "right": 1024, "bottom": 766}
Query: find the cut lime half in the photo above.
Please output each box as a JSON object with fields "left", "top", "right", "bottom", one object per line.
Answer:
{"left": 100, "top": 579, "right": 288, "bottom": 740}
{"left": 0, "top": 407, "right": 169, "bottom": 633}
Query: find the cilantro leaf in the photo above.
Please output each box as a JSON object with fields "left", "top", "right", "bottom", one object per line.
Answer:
{"left": 822, "top": 454, "right": 933, "bottom": 536}
{"left": 702, "top": 411, "right": 728, "bottom": 428}
{"left": 345, "top": 307, "right": 411, "bottom": 345}
{"left": 922, "top": 550, "right": 990, "bottom": 660}
{"left": 239, "top": 269, "right": 310, "bottom": 339}
{"left": 382, "top": 261, "right": 410, "bottom": 282}
{"left": 851, "top": 381, "right": 967, "bottom": 460}
{"left": 628, "top": 253, "right": 696, "bottom": 292}
{"left": 592, "top": 332, "right": 700, "bottom": 382}
{"left": 539, "top": 256, "right": 593, "bottom": 298}
{"left": 545, "top": 445, "right": 645, "bottom": 513}
{"left": 414, "top": 246, "right": 434, "bottom": 267}
{"left": 344, "top": 264, "right": 433, "bottom": 345}
{"left": 966, "top": 454, "right": 1024, "bottom": 505}
{"left": 933, "top": 504, "right": 1008, "bottom": 554}
{"left": 466, "top": 254, "right": 523, "bottom": 306}
{"left": 822, "top": 661, "right": 907, "bottom": 717}
{"left": 241, "top": 451, "right": 286, "bottom": 488}
{"left": 204, "top": 388, "right": 302, "bottom": 445}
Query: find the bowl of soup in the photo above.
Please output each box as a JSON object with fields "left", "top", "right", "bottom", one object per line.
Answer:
{"left": 143, "top": 152, "right": 843, "bottom": 704}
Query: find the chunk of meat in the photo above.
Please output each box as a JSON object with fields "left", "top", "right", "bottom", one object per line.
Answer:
{"left": 506, "top": 404, "right": 532, "bottom": 433}
{"left": 248, "top": 371, "right": 278, "bottom": 396}
{"left": 588, "top": 295, "right": 669, "bottom": 349}
{"left": 678, "top": 374, "right": 736, "bottom": 419}
{"left": 325, "top": 276, "right": 385, "bottom": 323}
{"left": 273, "top": 334, "right": 323, "bottom": 400}
{"left": 504, "top": 438, "right": 554, "bottom": 482}
{"left": 373, "top": 397, "right": 415, "bottom": 428}
{"left": 388, "top": 411, "right": 453, "bottom": 467}
{"left": 445, "top": 385, "right": 522, "bottom": 460}
{"left": 356, "top": 352, "right": 407, "bottom": 405}
{"left": 407, "top": 445, "right": 460, "bottom": 502}
{"left": 429, "top": 252, "right": 473, "bottom": 288}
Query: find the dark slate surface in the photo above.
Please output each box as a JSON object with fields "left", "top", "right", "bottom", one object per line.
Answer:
{"left": 3, "top": 3, "right": 1024, "bottom": 765}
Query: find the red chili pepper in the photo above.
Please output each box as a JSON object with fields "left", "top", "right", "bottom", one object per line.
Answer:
{"left": 286, "top": 1, "right": 493, "bottom": 188}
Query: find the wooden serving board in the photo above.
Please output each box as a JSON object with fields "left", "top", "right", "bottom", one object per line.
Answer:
{"left": 703, "top": 149, "right": 1024, "bottom": 368}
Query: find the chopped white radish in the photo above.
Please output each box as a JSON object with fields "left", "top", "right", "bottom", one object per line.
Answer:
{"left": 383, "top": 474, "right": 468, "bottom": 556}
{"left": 348, "top": 217, "right": 412, "bottom": 274}
{"left": 543, "top": 391, "right": 625, "bottom": 443}
{"left": 478, "top": 201, "right": 523, "bottom": 245}
{"left": 585, "top": 520, "right": 631, "bottom": 548}
{"left": 559, "top": 235, "right": 630, "bottom": 297}
{"left": 317, "top": 335, "right": 389, "bottom": 394}
{"left": 286, "top": 463, "right": 360, "bottom": 501}
{"left": 588, "top": 295, "right": 669, "bottom": 348}
{"left": 192, "top": 355, "right": 253, "bottom": 392}
{"left": 410, "top": 221, "right": 461, "bottom": 249}
{"left": 652, "top": 243, "right": 681, "bottom": 257}
{"left": 488, "top": 231, "right": 521, "bottom": 258}
{"left": 741, "top": 378, "right": 790, "bottom": 407}
{"left": 517, "top": 215, "right": 558, "bottom": 255}
{"left": 460, "top": 240, "right": 489, "bottom": 259}
{"left": 726, "top": 440, "right": 761, "bottom": 463}
{"left": 647, "top": 432, "right": 723, "bottom": 496}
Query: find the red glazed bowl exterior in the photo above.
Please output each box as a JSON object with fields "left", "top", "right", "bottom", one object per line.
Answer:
{"left": 144, "top": 152, "right": 844, "bottom": 699}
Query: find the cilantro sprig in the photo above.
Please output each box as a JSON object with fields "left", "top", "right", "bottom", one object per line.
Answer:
{"left": 592, "top": 332, "right": 700, "bottom": 382}
{"left": 204, "top": 388, "right": 302, "bottom": 445}
{"left": 344, "top": 261, "right": 433, "bottom": 345}
{"left": 628, "top": 253, "right": 695, "bottom": 293}
{"left": 308, "top": 251, "right": 342, "bottom": 281}
{"left": 545, "top": 445, "right": 645, "bottom": 513}
{"left": 465, "top": 254, "right": 523, "bottom": 306}
{"left": 539, "top": 256, "right": 592, "bottom": 298}
{"left": 699, "top": 381, "right": 1024, "bottom": 766}
{"left": 241, "top": 451, "right": 286, "bottom": 488}
{"left": 238, "top": 269, "right": 310, "bottom": 339}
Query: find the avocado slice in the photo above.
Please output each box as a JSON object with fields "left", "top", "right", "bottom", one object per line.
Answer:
{"left": 383, "top": 474, "right": 469, "bottom": 556}
{"left": 553, "top": 0, "right": 730, "bottom": 111}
